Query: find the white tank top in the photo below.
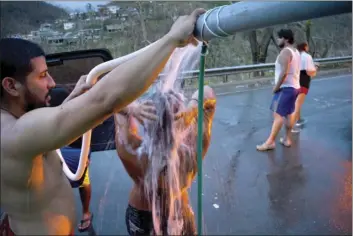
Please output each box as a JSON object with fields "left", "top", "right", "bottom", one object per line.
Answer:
{"left": 274, "top": 47, "right": 300, "bottom": 89}
{"left": 300, "top": 51, "right": 316, "bottom": 72}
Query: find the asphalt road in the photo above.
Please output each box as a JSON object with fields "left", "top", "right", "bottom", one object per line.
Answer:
{"left": 74, "top": 74, "right": 352, "bottom": 235}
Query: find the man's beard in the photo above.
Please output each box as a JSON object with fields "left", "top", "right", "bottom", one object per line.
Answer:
{"left": 24, "top": 88, "right": 51, "bottom": 112}
{"left": 279, "top": 42, "right": 285, "bottom": 49}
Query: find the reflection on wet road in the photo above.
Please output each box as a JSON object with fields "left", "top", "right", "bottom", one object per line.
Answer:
{"left": 76, "top": 74, "right": 352, "bottom": 235}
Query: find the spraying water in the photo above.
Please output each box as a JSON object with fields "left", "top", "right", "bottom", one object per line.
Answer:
{"left": 118, "top": 42, "right": 202, "bottom": 235}
{"left": 160, "top": 43, "right": 202, "bottom": 93}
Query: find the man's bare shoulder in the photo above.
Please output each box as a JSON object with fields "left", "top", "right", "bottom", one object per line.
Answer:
{"left": 278, "top": 48, "right": 293, "bottom": 64}
{"left": 281, "top": 47, "right": 293, "bottom": 57}
{"left": 1, "top": 111, "right": 18, "bottom": 154}
{"left": 1, "top": 110, "right": 16, "bottom": 129}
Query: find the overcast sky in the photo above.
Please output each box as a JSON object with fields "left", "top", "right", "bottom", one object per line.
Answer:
{"left": 49, "top": 1, "right": 109, "bottom": 12}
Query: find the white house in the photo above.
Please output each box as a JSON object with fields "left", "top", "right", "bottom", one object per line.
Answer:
{"left": 63, "top": 22, "right": 75, "bottom": 31}
{"left": 106, "top": 24, "right": 123, "bottom": 33}
{"left": 107, "top": 5, "right": 119, "bottom": 14}
{"left": 69, "top": 12, "right": 76, "bottom": 19}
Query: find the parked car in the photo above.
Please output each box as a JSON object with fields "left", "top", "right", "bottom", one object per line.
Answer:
{"left": 47, "top": 49, "right": 116, "bottom": 152}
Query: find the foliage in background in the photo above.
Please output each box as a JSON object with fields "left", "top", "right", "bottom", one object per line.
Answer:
{"left": 0, "top": 1, "right": 351, "bottom": 71}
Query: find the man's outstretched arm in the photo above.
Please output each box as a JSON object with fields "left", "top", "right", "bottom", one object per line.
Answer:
{"left": 6, "top": 9, "right": 205, "bottom": 158}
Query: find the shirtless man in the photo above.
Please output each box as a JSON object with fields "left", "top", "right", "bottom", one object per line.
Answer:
{"left": 0, "top": 8, "right": 205, "bottom": 235}
{"left": 114, "top": 86, "right": 216, "bottom": 235}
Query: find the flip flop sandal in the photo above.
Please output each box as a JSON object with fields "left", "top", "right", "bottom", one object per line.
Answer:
{"left": 256, "top": 143, "right": 275, "bottom": 151}
{"left": 78, "top": 213, "right": 94, "bottom": 232}
{"left": 279, "top": 138, "right": 291, "bottom": 147}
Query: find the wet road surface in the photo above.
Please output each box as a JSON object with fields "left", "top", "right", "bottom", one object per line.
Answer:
{"left": 74, "top": 74, "right": 352, "bottom": 235}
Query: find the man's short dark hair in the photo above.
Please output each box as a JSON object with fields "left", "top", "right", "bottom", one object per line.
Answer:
{"left": 0, "top": 38, "right": 45, "bottom": 97}
{"left": 277, "top": 29, "right": 294, "bottom": 44}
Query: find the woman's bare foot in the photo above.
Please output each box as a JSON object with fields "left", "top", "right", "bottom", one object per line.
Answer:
{"left": 256, "top": 142, "right": 275, "bottom": 151}
{"left": 279, "top": 137, "right": 291, "bottom": 147}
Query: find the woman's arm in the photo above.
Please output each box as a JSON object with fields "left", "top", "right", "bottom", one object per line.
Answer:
{"left": 114, "top": 113, "right": 145, "bottom": 184}
{"left": 306, "top": 54, "right": 317, "bottom": 78}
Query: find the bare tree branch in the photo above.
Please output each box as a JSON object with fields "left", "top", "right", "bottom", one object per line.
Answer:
{"left": 136, "top": 1, "right": 149, "bottom": 44}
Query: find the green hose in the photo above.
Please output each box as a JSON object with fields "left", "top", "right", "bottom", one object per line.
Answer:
{"left": 197, "top": 42, "right": 208, "bottom": 236}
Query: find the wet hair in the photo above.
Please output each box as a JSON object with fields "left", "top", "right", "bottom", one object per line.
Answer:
{"left": 277, "top": 29, "right": 294, "bottom": 44}
{"left": 297, "top": 42, "right": 308, "bottom": 52}
{"left": 140, "top": 90, "right": 187, "bottom": 234}
{"left": 0, "top": 38, "right": 45, "bottom": 97}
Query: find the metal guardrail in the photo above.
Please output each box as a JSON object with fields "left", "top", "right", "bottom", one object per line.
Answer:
{"left": 158, "top": 56, "right": 352, "bottom": 80}
{"left": 62, "top": 56, "right": 351, "bottom": 89}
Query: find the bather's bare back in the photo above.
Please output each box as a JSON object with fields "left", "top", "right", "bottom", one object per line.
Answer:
{"left": 0, "top": 110, "right": 76, "bottom": 235}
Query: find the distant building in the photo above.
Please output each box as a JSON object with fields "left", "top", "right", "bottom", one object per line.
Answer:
{"left": 69, "top": 12, "right": 76, "bottom": 19}
{"left": 95, "top": 16, "right": 110, "bottom": 21}
{"left": 40, "top": 23, "right": 52, "bottom": 31}
{"left": 106, "top": 24, "right": 124, "bottom": 33}
{"left": 63, "top": 22, "right": 75, "bottom": 30}
{"left": 78, "top": 29, "right": 102, "bottom": 37}
{"left": 47, "top": 33, "right": 79, "bottom": 46}
{"left": 55, "top": 18, "right": 66, "bottom": 24}
{"left": 104, "top": 18, "right": 137, "bottom": 33}
{"left": 29, "top": 26, "right": 61, "bottom": 43}
{"left": 107, "top": 5, "right": 119, "bottom": 14}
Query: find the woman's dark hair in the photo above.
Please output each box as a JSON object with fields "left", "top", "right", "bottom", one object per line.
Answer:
{"left": 0, "top": 38, "right": 45, "bottom": 97}
{"left": 277, "top": 29, "right": 294, "bottom": 44}
{"left": 141, "top": 90, "right": 186, "bottom": 234}
{"left": 143, "top": 90, "right": 183, "bottom": 144}
{"left": 297, "top": 42, "right": 308, "bottom": 52}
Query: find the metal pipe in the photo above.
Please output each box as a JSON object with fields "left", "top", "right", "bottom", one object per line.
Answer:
{"left": 194, "top": 1, "right": 352, "bottom": 41}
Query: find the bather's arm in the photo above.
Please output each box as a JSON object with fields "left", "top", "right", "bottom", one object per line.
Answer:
{"left": 113, "top": 100, "right": 157, "bottom": 183}
{"left": 176, "top": 86, "right": 216, "bottom": 132}
{"left": 177, "top": 86, "right": 217, "bottom": 192}
{"left": 114, "top": 113, "right": 146, "bottom": 184}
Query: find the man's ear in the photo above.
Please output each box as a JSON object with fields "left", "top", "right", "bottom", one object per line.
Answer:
{"left": 2, "top": 77, "right": 22, "bottom": 97}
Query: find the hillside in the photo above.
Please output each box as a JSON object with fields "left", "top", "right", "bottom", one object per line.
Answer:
{"left": 1, "top": 1, "right": 351, "bottom": 70}
{"left": 58, "top": 1, "right": 350, "bottom": 68}
{"left": 0, "top": 1, "right": 68, "bottom": 37}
